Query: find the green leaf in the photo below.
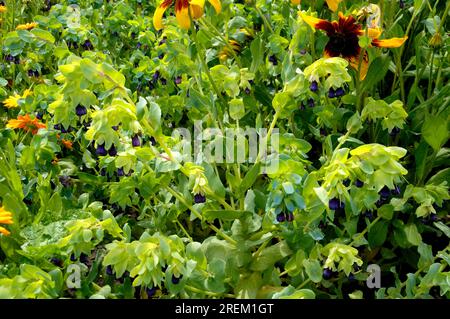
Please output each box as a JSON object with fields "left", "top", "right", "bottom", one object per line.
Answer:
{"left": 422, "top": 114, "right": 448, "bottom": 151}
{"left": 378, "top": 204, "right": 394, "bottom": 220}
{"left": 363, "top": 55, "right": 391, "bottom": 90}
{"left": 302, "top": 259, "right": 322, "bottom": 283}
{"left": 368, "top": 220, "right": 389, "bottom": 247}
{"left": 404, "top": 223, "right": 422, "bottom": 246}
{"left": 433, "top": 222, "right": 450, "bottom": 238}
{"left": 30, "top": 28, "right": 55, "bottom": 43}
{"left": 203, "top": 210, "right": 252, "bottom": 222}
{"left": 229, "top": 98, "right": 245, "bottom": 120}
{"left": 250, "top": 241, "right": 292, "bottom": 272}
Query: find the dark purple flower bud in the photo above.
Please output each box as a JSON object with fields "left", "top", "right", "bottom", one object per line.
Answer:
{"left": 276, "top": 213, "right": 286, "bottom": 223}
{"left": 329, "top": 198, "right": 344, "bottom": 210}
{"left": 158, "top": 53, "right": 165, "bottom": 59}
{"left": 59, "top": 175, "right": 71, "bottom": 188}
{"left": 106, "top": 265, "right": 114, "bottom": 276}
{"left": 70, "top": 253, "right": 77, "bottom": 261}
{"left": 54, "top": 124, "right": 61, "bottom": 130}
{"left": 76, "top": 104, "right": 87, "bottom": 116}
{"left": 355, "top": 179, "right": 364, "bottom": 188}
{"left": 194, "top": 193, "right": 206, "bottom": 203}
{"left": 100, "top": 168, "right": 107, "bottom": 176}
{"left": 112, "top": 125, "right": 119, "bottom": 131}
{"left": 335, "top": 87, "right": 345, "bottom": 97}
{"left": 28, "top": 69, "right": 35, "bottom": 77}
{"left": 300, "top": 49, "right": 307, "bottom": 55}
{"left": 160, "top": 78, "right": 167, "bottom": 85}
{"left": 80, "top": 253, "right": 89, "bottom": 264}
{"left": 299, "top": 103, "right": 305, "bottom": 111}
{"left": 379, "top": 186, "right": 390, "bottom": 199}
{"left": 348, "top": 273, "right": 356, "bottom": 281}
{"left": 36, "top": 112, "right": 43, "bottom": 120}
{"left": 131, "top": 32, "right": 136, "bottom": 39}
{"left": 286, "top": 212, "right": 294, "bottom": 222}
{"left": 108, "top": 144, "right": 117, "bottom": 156}
{"left": 174, "top": 76, "right": 182, "bottom": 85}
{"left": 132, "top": 135, "right": 141, "bottom": 147}
{"left": 149, "top": 136, "right": 157, "bottom": 146}
{"left": 310, "top": 81, "right": 318, "bottom": 92}
{"left": 96, "top": 143, "right": 107, "bottom": 156}
{"left": 389, "top": 127, "right": 400, "bottom": 136}
{"left": 146, "top": 286, "right": 157, "bottom": 298}
{"left": 430, "top": 214, "right": 438, "bottom": 222}
{"left": 323, "top": 268, "right": 333, "bottom": 280}
{"left": 50, "top": 257, "right": 63, "bottom": 267}
{"left": 83, "top": 40, "right": 93, "bottom": 50}
{"left": 268, "top": 55, "right": 278, "bottom": 65}
{"left": 171, "top": 274, "right": 182, "bottom": 284}
{"left": 307, "top": 98, "right": 315, "bottom": 108}
{"left": 136, "top": 42, "right": 142, "bottom": 49}
{"left": 328, "top": 88, "right": 336, "bottom": 98}
{"left": 391, "top": 185, "right": 401, "bottom": 196}
{"left": 117, "top": 167, "right": 124, "bottom": 176}
{"left": 343, "top": 179, "right": 351, "bottom": 187}
{"left": 244, "top": 87, "right": 251, "bottom": 95}
{"left": 152, "top": 71, "right": 160, "bottom": 82}
{"left": 60, "top": 126, "right": 68, "bottom": 133}
{"left": 399, "top": 0, "right": 405, "bottom": 9}
{"left": 159, "top": 36, "right": 167, "bottom": 45}
{"left": 363, "top": 211, "right": 373, "bottom": 220}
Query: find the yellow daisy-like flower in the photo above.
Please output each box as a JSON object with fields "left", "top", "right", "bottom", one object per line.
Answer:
{"left": 22, "top": 88, "right": 33, "bottom": 98}
{"left": 3, "top": 94, "right": 21, "bottom": 108}
{"left": 0, "top": 207, "right": 13, "bottom": 236}
{"left": 153, "top": 0, "right": 221, "bottom": 31}
{"left": 0, "top": 5, "right": 7, "bottom": 13}
{"left": 16, "top": 22, "right": 38, "bottom": 30}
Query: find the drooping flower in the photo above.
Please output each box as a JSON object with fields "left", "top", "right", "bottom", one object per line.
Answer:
{"left": 16, "top": 22, "right": 38, "bottom": 30}
{"left": 153, "top": 0, "right": 221, "bottom": 30}
{"left": 300, "top": 12, "right": 407, "bottom": 79}
{"left": 6, "top": 114, "right": 46, "bottom": 135}
{"left": 0, "top": 207, "right": 13, "bottom": 236}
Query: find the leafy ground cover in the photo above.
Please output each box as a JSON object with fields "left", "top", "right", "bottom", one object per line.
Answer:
{"left": 0, "top": 0, "right": 449, "bottom": 299}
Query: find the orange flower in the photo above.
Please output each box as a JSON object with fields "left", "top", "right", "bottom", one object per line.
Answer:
{"left": 0, "top": 207, "right": 13, "bottom": 236}
{"left": 153, "top": 0, "right": 221, "bottom": 30}
{"left": 300, "top": 12, "right": 407, "bottom": 79}
{"left": 61, "top": 139, "right": 73, "bottom": 150}
{"left": 6, "top": 114, "right": 46, "bottom": 135}
{"left": 16, "top": 22, "right": 38, "bottom": 30}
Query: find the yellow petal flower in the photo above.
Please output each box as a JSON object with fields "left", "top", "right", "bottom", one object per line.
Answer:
{"left": 16, "top": 22, "right": 38, "bottom": 30}
{"left": 326, "top": 0, "right": 343, "bottom": 12}
{"left": 348, "top": 51, "right": 369, "bottom": 80}
{"left": 175, "top": 2, "right": 191, "bottom": 30}
{"left": 0, "top": 5, "right": 7, "bottom": 13}
{"left": 0, "top": 226, "right": 11, "bottom": 236}
{"left": 299, "top": 12, "right": 329, "bottom": 30}
{"left": 372, "top": 36, "right": 408, "bottom": 48}
{"left": 207, "top": 0, "right": 221, "bottom": 13}
{"left": 3, "top": 94, "right": 21, "bottom": 108}
{"left": 22, "top": 88, "right": 33, "bottom": 98}
{"left": 291, "top": 0, "right": 300, "bottom": 4}
{"left": 153, "top": 0, "right": 173, "bottom": 31}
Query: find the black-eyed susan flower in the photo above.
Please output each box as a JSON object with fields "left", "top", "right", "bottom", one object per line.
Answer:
{"left": 0, "top": 207, "right": 13, "bottom": 236}
{"left": 16, "top": 22, "right": 38, "bottom": 30}
{"left": 6, "top": 114, "right": 46, "bottom": 135}
{"left": 153, "top": 0, "right": 221, "bottom": 30}
{"left": 300, "top": 12, "right": 407, "bottom": 79}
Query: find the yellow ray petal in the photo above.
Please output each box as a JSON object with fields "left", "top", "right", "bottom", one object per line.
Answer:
{"left": 190, "top": 4, "right": 204, "bottom": 19}
{"left": 299, "top": 12, "right": 329, "bottom": 30}
{"left": 349, "top": 51, "right": 369, "bottom": 80}
{"left": 176, "top": 5, "right": 191, "bottom": 30}
{"left": 372, "top": 36, "right": 408, "bottom": 48}
{"left": 359, "top": 27, "right": 382, "bottom": 39}
{"left": 326, "top": 0, "right": 343, "bottom": 12}
{"left": 207, "top": 0, "right": 221, "bottom": 13}
{"left": 153, "top": 0, "right": 173, "bottom": 31}
{"left": 291, "top": 0, "right": 301, "bottom": 4}
{"left": 0, "top": 226, "right": 10, "bottom": 236}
